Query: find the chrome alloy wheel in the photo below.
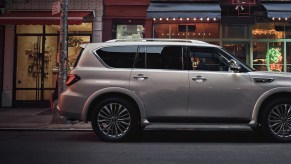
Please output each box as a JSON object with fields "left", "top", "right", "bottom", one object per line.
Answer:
{"left": 97, "top": 103, "right": 131, "bottom": 138}
{"left": 268, "top": 104, "right": 291, "bottom": 138}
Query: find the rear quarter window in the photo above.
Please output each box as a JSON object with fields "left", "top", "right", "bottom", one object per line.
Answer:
{"left": 73, "top": 47, "right": 84, "bottom": 68}
{"left": 96, "top": 46, "right": 138, "bottom": 68}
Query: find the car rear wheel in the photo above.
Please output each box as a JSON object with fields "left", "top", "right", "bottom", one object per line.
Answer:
{"left": 261, "top": 98, "right": 291, "bottom": 142}
{"left": 91, "top": 98, "right": 140, "bottom": 142}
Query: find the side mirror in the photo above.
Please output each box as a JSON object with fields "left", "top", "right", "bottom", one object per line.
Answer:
{"left": 229, "top": 59, "right": 241, "bottom": 72}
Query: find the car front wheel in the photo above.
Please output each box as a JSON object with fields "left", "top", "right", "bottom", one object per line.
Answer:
{"left": 91, "top": 98, "right": 140, "bottom": 142}
{"left": 261, "top": 98, "right": 291, "bottom": 142}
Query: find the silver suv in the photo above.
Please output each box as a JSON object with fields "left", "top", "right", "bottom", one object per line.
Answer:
{"left": 58, "top": 39, "right": 291, "bottom": 142}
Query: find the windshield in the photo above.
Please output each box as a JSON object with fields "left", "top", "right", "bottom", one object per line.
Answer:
{"left": 221, "top": 48, "right": 255, "bottom": 72}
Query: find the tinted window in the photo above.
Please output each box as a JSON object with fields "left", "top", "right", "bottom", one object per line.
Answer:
{"left": 189, "top": 47, "right": 229, "bottom": 71}
{"left": 96, "top": 46, "right": 137, "bottom": 68}
{"left": 136, "top": 46, "right": 184, "bottom": 70}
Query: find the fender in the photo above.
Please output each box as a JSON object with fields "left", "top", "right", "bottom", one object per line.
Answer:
{"left": 80, "top": 87, "right": 146, "bottom": 123}
{"left": 250, "top": 87, "right": 291, "bottom": 126}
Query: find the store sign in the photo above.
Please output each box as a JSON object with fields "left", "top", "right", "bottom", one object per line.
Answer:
{"left": 52, "top": 1, "right": 61, "bottom": 15}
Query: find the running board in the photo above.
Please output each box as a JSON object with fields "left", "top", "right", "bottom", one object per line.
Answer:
{"left": 142, "top": 120, "right": 252, "bottom": 131}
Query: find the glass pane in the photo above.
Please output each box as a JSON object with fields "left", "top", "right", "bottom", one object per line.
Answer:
{"left": 16, "top": 25, "right": 43, "bottom": 34}
{"left": 223, "top": 43, "right": 249, "bottom": 64}
{"left": 266, "top": 42, "right": 284, "bottom": 72}
{"left": 223, "top": 25, "right": 249, "bottom": 39}
{"left": 44, "top": 36, "right": 58, "bottom": 89}
{"left": 253, "top": 42, "right": 268, "bottom": 71}
{"left": 287, "top": 43, "right": 291, "bottom": 65}
{"left": 116, "top": 25, "right": 144, "bottom": 39}
{"left": 16, "top": 36, "right": 42, "bottom": 89}
{"left": 46, "top": 23, "right": 93, "bottom": 34}
{"left": 68, "top": 36, "right": 91, "bottom": 69}
{"left": 253, "top": 23, "right": 284, "bottom": 39}
{"left": 16, "top": 90, "right": 37, "bottom": 100}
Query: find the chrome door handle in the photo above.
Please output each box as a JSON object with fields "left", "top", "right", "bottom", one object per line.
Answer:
{"left": 133, "top": 75, "right": 148, "bottom": 81}
{"left": 192, "top": 76, "right": 207, "bottom": 82}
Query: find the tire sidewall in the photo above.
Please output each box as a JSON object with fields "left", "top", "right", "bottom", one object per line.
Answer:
{"left": 261, "top": 98, "right": 291, "bottom": 142}
{"left": 91, "top": 97, "right": 139, "bottom": 142}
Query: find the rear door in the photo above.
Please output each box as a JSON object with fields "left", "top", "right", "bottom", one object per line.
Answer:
{"left": 130, "top": 45, "right": 189, "bottom": 121}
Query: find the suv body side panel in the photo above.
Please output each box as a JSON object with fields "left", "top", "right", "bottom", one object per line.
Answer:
{"left": 59, "top": 67, "right": 133, "bottom": 120}
{"left": 80, "top": 87, "right": 146, "bottom": 121}
{"left": 250, "top": 87, "right": 291, "bottom": 125}
{"left": 188, "top": 71, "right": 253, "bottom": 121}
{"left": 130, "top": 69, "right": 189, "bottom": 120}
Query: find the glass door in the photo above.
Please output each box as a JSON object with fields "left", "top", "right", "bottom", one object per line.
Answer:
{"left": 15, "top": 36, "right": 58, "bottom": 103}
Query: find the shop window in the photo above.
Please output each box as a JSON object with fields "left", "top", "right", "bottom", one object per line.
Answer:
{"left": 116, "top": 25, "right": 144, "bottom": 39}
{"left": 154, "top": 23, "right": 220, "bottom": 39}
{"left": 46, "top": 23, "right": 92, "bottom": 34}
{"left": 252, "top": 23, "right": 284, "bottom": 39}
{"left": 222, "top": 25, "right": 249, "bottom": 39}
{"left": 286, "top": 43, "right": 291, "bottom": 72}
{"left": 16, "top": 25, "right": 43, "bottom": 34}
{"left": 253, "top": 42, "right": 284, "bottom": 72}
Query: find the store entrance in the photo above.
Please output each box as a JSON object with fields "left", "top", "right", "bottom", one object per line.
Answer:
{"left": 14, "top": 35, "right": 58, "bottom": 106}
{"left": 222, "top": 42, "right": 250, "bottom": 66}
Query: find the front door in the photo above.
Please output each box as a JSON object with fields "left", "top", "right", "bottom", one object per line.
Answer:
{"left": 14, "top": 36, "right": 58, "bottom": 106}
{"left": 130, "top": 45, "right": 188, "bottom": 121}
{"left": 187, "top": 46, "right": 253, "bottom": 122}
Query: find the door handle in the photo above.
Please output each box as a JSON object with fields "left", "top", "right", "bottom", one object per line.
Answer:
{"left": 192, "top": 76, "right": 207, "bottom": 82}
{"left": 133, "top": 74, "right": 148, "bottom": 81}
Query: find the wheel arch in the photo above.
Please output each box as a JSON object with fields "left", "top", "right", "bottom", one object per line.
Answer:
{"left": 251, "top": 87, "right": 291, "bottom": 126}
{"left": 80, "top": 87, "right": 146, "bottom": 123}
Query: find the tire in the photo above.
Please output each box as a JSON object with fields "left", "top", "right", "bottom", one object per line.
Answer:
{"left": 260, "top": 98, "right": 291, "bottom": 142}
{"left": 91, "top": 97, "right": 140, "bottom": 142}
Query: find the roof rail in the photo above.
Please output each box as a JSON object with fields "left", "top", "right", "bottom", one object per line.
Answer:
{"left": 106, "top": 39, "right": 209, "bottom": 44}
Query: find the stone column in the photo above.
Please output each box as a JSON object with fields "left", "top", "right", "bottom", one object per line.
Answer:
{"left": 92, "top": 0, "right": 103, "bottom": 43}
{"left": 1, "top": 25, "right": 14, "bottom": 107}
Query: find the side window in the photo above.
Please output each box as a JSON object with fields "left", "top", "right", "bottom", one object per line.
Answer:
{"left": 135, "top": 46, "right": 184, "bottom": 70}
{"left": 96, "top": 46, "right": 137, "bottom": 68}
{"left": 189, "top": 47, "right": 229, "bottom": 71}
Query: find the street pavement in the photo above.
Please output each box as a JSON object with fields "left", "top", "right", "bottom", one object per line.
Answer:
{"left": 0, "top": 107, "right": 92, "bottom": 130}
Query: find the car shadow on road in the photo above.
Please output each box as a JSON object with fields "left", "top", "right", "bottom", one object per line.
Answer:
{"left": 138, "top": 130, "right": 270, "bottom": 143}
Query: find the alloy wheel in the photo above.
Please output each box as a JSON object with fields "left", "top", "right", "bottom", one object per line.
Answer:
{"left": 97, "top": 103, "right": 131, "bottom": 138}
{"left": 268, "top": 104, "right": 291, "bottom": 138}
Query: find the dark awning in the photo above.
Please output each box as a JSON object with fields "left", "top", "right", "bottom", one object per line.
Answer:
{"left": 263, "top": 3, "right": 291, "bottom": 18}
{"left": 0, "top": 11, "right": 92, "bottom": 25}
{"left": 147, "top": 2, "right": 221, "bottom": 19}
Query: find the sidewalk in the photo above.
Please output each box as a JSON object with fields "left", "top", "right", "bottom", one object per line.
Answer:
{"left": 0, "top": 107, "right": 92, "bottom": 131}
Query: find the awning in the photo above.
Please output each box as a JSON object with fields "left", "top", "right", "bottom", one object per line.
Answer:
{"left": 0, "top": 11, "right": 92, "bottom": 25}
{"left": 147, "top": 3, "right": 221, "bottom": 19}
{"left": 263, "top": 3, "right": 291, "bottom": 18}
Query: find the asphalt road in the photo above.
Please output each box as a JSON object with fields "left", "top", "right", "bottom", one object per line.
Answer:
{"left": 0, "top": 130, "right": 290, "bottom": 164}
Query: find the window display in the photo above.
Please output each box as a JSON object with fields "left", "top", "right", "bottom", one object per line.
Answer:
{"left": 116, "top": 25, "right": 144, "bottom": 39}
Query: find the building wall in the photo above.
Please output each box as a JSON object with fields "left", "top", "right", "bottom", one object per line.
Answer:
{"left": 103, "top": 0, "right": 151, "bottom": 41}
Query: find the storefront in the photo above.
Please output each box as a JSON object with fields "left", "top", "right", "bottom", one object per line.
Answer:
{"left": 0, "top": 11, "right": 94, "bottom": 107}
{"left": 13, "top": 23, "right": 92, "bottom": 106}
{"left": 102, "top": 0, "right": 151, "bottom": 41}
{"left": 147, "top": 1, "right": 291, "bottom": 72}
